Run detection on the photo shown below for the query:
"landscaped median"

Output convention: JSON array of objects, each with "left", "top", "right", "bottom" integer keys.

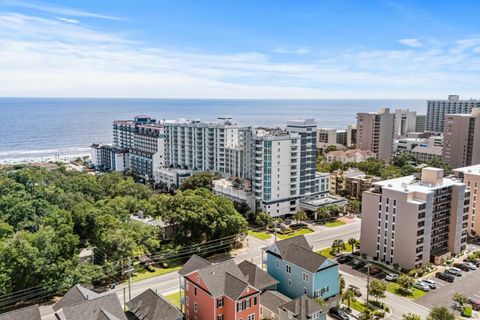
[
  {"left": 247, "top": 230, "right": 271, "bottom": 240},
  {"left": 277, "top": 228, "right": 313, "bottom": 239},
  {"left": 317, "top": 243, "right": 354, "bottom": 259},
  {"left": 323, "top": 220, "right": 346, "bottom": 228},
  {"left": 385, "top": 282, "right": 426, "bottom": 299}
]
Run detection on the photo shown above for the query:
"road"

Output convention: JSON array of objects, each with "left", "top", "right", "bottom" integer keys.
[{"left": 40, "top": 221, "right": 361, "bottom": 319}]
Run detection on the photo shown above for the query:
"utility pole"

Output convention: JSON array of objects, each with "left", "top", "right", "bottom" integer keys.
[
  {"left": 123, "top": 287, "right": 126, "bottom": 310},
  {"left": 127, "top": 257, "right": 132, "bottom": 302},
  {"left": 366, "top": 263, "right": 370, "bottom": 304}
]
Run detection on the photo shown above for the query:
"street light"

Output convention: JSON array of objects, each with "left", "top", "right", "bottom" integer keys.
[{"left": 366, "top": 263, "right": 370, "bottom": 304}]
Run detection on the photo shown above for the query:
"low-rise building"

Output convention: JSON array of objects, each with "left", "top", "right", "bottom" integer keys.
[
  {"left": 454, "top": 165, "right": 480, "bottom": 237},
  {"left": 411, "top": 146, "right": 443, "bottom": 163},
  {"left": 394, "top": 138, "right": 428, "bottom": 153},
  {"left": 264, "top": 236, "right": 339, "bottom": 301},
  {"left": 90, "top": 144, "right": 130, "bottom": 172},
  {"left": 360, "top": 167, "right": 469, "bottom": 270},
  {"left": 154, "top": 167, "right": 193, "bottom": 191},
  {"left": 213, "top": 178, "right": 255, "bottom": 213},
  {"left": 325, "top": 149, "right": 376, "bottom": 163},
  {"left": 329, "top": 168, "right": 379, "bottom": 200},
  {"left": 126, "top": 289, "right": 183, "bottom": 320},
  {"left": 0, "top": 305, "right": 41, "bottom": 320}
]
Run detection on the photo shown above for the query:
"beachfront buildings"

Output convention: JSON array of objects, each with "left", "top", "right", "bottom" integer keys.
[
  {"left": 426, "top": 95, "right": 480, "bottom": 134},
  {"left": 416, "top": 114, "right": 427, "bottom": 132},
  {"left": 393, "top": 109, "right": 417, "bottom": 138},
  {"left": 442, "top": 108, "right": 480, "bottom": 168},
  {"left": 356, "top": 108, "right": 395, "bottom": 161},
  {"left": 360, "top": 167, "right": 469, "bottom": 270},
  {"left": 264, "top": 236, "right": 340, "bottom": 301},
  {"left": 454, "top": 165, "right": 480, "bottom": 237},
  {"left": 90, "top": 144, "right": 130, "bottom": 172}
]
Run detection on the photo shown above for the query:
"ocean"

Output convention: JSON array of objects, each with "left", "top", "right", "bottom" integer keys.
[{"left": 0, "top": 98, "right": 426, "bottom": 162}]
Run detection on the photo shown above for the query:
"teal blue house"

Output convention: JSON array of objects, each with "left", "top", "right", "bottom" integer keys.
[{"left": 265, "top": 236, "right": 340, "bottom": 301}]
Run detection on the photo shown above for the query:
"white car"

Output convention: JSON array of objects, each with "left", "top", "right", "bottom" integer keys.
[
  {"left": 465, "top": 262, "right": 477, "bottom": 270},
  {"left": 420, "top": 279, "right": 436, "bottom": 289},
  {"left": 414, "top": 281, "right": 431, "bottom": 292},
  {"left": 447, "top": 267, "right": 462, "bottom": 276},
  {"left": 385, "top": 273, "right": 399, "bottom": 281}
]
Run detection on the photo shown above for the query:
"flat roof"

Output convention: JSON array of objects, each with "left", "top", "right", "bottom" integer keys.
[
  {"left": 373, "top": 175, "right": 461, "bottom": 193},
  {"left": 454, "top": 164, "right": 480, "bottom": 175}
]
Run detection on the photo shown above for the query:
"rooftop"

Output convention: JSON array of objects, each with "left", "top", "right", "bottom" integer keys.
[
  {"left": 454, "top": 164, "right": 480, "bottom": 176},
  {"left": 411, "top": 145, "right": 443, "bottom": 155}
]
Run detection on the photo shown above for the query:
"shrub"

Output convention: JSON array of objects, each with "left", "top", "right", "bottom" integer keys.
[{"left": 463, "top": 307, "right": 472, "bottom": 318}]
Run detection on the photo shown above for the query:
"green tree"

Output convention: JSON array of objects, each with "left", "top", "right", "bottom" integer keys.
[
  {"left": 397, "top": 274, "right": 414, "bottom": 294},
  {"left": 323, "top": 145, "right": 338, "bottom": 154},
  {"left": 293, "top": 210, "right": 307, "bottom": 224},
  {"left": 342, "top": 288, "right": 356, "bottom": 309},
  {"left": 358, "top": 310, "right": 374, "bottom": 320},
  {"left": 427, "top": 307, "right": 455, "bottom": 320},
  {"left": 347, "top": 199, "right": 361, "bottom": 215},
  {"left": 331, "top": 239, "right": 346, "bottom": 255},
  {"left": 369, "top": 280, "right": 386, "bottom": 302},
  {"left": 178, "top": 172, "right": 221, "bottom": 191},
  {"left": 453, "top": 292, "right": 469, "bottom": 306},
  {"left": 402, "top": 313, "right": 422, "bottom": 320},
  {"left": 255, "top": 212, "right": 273, "bottom": 230}
]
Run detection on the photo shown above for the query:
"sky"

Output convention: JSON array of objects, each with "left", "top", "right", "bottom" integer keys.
[{"left": 0, "top": 0, "right": 479, "bottom": 99}]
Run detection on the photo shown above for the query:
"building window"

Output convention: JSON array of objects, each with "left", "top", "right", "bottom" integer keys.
[
  {"left": 217, "top": 297, "right": 224, "bottom": 308},
  {"left": 248, "top": 314, "right": 255, "bottom": 320},
  {"left": 276, "top": 260, "right": 280, "bottom": 268},
  {"left": 194, "top": 287, "right": 197, "bottom": 296},
  {"left": 194, "top": 302, "right": 198, "bottom": 312},
  {"left": 253, "top": 296, "right": 258, "bottom": 305},
  {"left": 304, "top": 287, "right": 307, "bottom": 294},
  {"left": 218, "top": 315, "right": 224, "bottom": 320},
  {"left": 288, "top": 279, "right": 292, "bottom": 286},
  {"left": 286, "top": 265, "right": 292, "bottom": 274},
  {"left": 186, "top": 296, "right": 189, "bottom": 306},
  {"left": 302, "top": 273, "right": 309, "bottom": 282}
]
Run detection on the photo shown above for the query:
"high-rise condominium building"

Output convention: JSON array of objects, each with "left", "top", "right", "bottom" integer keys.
[
  {"left": 316, "top": 128, "right": 346, "bottom": 147},
  {"left": 426, "top": 95, "right": 480, "bottom": 134},
  {"left": 393, "top": 109, "right": 417, "bottom": 138},
  {"left": 253, "top": 120, "right": 321, "bottom": 216},
  {"left": 360, "top": 167, "right": 469, "bottom": 270},
  {"left": 442, "top": 108, "right": 480, "bottom": 169},
  {"left": 356, "top": 108, "right": 395, "bottom": 161},
  {"left": 454, "top": 165, "right": 480, "bottom": 236},
  {"left": 415, "top": 114, "right": 427, "bottom": 133},
  {"left": 346, "top": 124, "right": 357, "bottom": 147}
]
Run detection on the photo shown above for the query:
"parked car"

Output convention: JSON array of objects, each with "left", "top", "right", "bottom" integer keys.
[
  {"left": 414, "top": 281, "right": 431, "bottom": 292},
  {"left": 420, "top": 279, "right": 436, "bottom": 289},
  {"left": 329, "top": 307, "right": 350, "bottom": 320},
  {"left": 348, "top": 284, "right": 362, "bottom": 297},
  {"left": 352, "top": 260, "right": 366, "bottom": 270},
  {"left": 368, "top": 266, "right": 382, "bottom": 276},
  {"left": 337, "top": 254, "right": 354, "bottom": 264},
  {"left": 446, "top": 267, "right": 462, "bottom": 276},
  {"left": 385, "top": 273, "right": 399, "bottom": 282},
  {"left": 453, "top": 263, "right": 471, "bottom": 272},
  {"left": 464, "top": 262, "right": 477, "bottom": 270},
  {"left": 436, "top": 271, "right": 455, "bottom": 282},
  {"left": 464, "top": 258, "right": 480, "bottom": 267},
  {"left": 468, "top": 298, "right": 480, "bottom": 311}
]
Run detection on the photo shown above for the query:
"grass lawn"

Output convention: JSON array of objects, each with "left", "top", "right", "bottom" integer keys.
[
  {"left": 317, "top": 243, "right": 354, "bottom": 258},
  {"left": 248, "top": 230, "right": 271, "bottom": 240},
  {"left": 385, "top": 282, "right": 426, "bottom": 299},
  {"left": 324, "top": 220, "right": 346, "bottom": 228},
  {"left": 277, "top": 228, "right": 313, "bottom": 240},
  {"left": 165, "top": 291, "right": 182, "bottom": 308},
  {"left": 128, "top": 265, "right": 182, "bottom": 283},
  {"left": 348, "top": 299, "right": 375, "bottom": 313}
]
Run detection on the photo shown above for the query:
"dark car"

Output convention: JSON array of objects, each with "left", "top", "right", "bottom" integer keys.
[
  {"left": 435, "top": 271, "right": 455, "bottom": 283},
  {"left": 337, "top": 254, "right": 354, "bottom": 264},
  {"left": 329, "top": 307, "right": 350, "bottom": 320},
  {"left": 369, "top": 266, "right": 382, "bottom": 276},
  {"left": 352, "top": 260, "right": 366, "bottom": 270},
  {"left": 454, "top": 263, "right": 471, "bottom": 272}
]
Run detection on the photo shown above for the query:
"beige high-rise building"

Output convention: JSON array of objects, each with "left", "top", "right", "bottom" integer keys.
[
  {"left": 356, "top": 108, "right": 395, "bottom": 161},
  {"left": 442, "top": 108, "right": 480, "bottom": 169},
  {"left": 360, "top": 167, "right": 469, "bottom": 270},
  {"left": 454, "top": 165, "right": 480, "bottom": 236}
]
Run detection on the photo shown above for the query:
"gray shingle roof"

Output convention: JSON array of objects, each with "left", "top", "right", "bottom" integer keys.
[
  {"left": 126, "top": 289, "right": 183, "bottom": 320},
  {"left": 268, "top": 236, "right": 331, "bottom": 273},
  {"left": 196, "top": 260, "right": 249, "bottom": 299},
  {"left": 259, "top": 290, "right": 290, "bottom": 313},
  {"left": 0, "top": 304, "right": 41, "bottom": 320},
  {"left": 237, "top": 260, "right": 278, "bottom": 291},
  {"left": 53, "top": 284, "right": 99, "bottom": 311},
  {"left": 58, "top": 293, "right": 127, "bottom": 320},
  {"left": 178, "top": 254, "right": 211, "bottom": 276},
  {"left": 281, "top": 295, "right": 324, "bottom": 320}
]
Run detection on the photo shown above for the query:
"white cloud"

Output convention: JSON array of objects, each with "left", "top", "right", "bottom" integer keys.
[
  {"left": 273, "top": 47, "right": 310, "bottom": 55},
  {"left": 0, "top": 11, "right": 480, "bottom": 98},
  {"left": 3, "top": 0, "right": 124, "bottom": 21},
  {"left": 57, "top": 17, "right": 79, "bottom": 24},
  {"left": 398, "top": 38, "right": 422, "bottom": 48}
]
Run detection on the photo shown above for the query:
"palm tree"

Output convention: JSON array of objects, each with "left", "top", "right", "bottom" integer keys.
[
  {"left": 342, "top": 288, "right": 356, "bottom": 310},
  {"left": 293, "top": 210, "right": 307, "bottom": 224},
  {"left": 347, "top": 238, "right": 358, "bottom": 253}
]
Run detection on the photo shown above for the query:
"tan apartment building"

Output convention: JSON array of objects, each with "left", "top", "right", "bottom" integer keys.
[
  {"left": 330, "top": 168, "right": 379, "bottom": 200},
  {"left": 454, "top": 165, "right": 480, "bottom": 236},
  {"left": 356, "top": 108, "right": 395, "bottom": 161},
  {"left": 360, "top": 167, "right": 469, "bottom": 270},
  {"left": 442, "top": 108, "right": 480, "bottom": 168}
]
